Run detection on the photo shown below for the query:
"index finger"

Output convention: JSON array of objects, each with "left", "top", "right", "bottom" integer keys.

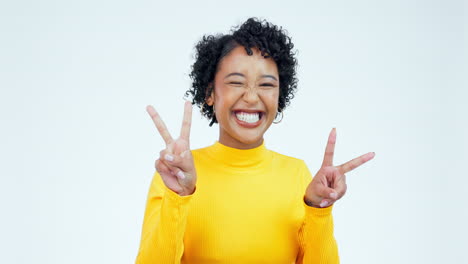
[
  {"left": 321, "top": 128, "right": 337, "bottom": 167},
  {"left": 146, "top": 105, "right": 174, "bottom": 145},
  {"left": 180, "top": 101, "right": 192, "bottom": 140},
  {"left": 338, "top": 152, "right": 375, "bottom": 174}
]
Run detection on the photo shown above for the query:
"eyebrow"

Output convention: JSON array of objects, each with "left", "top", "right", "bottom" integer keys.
[{"left": 224, "top": 72, "right": 278, "bottom": 81}]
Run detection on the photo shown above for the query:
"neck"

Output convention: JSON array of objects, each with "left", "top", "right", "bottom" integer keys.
[{"left": 218, "top": 133, "right": 264, "bottom": 150}]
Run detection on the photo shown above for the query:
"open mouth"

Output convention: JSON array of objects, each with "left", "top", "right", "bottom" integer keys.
[{"left": 233, "top": 111, "right": 264, "bottom": 127}]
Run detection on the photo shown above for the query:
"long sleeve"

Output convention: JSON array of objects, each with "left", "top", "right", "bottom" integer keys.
[
  {"left": 135, "top": 171, "right": 195, "bottom": 264},
  {"left": 297, "top": 162, "right": 340, "bottom": 264}
]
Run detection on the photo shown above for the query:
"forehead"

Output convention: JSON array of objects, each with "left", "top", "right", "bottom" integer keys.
[{"left": 217, "top": 46, "right": 279, "bottom": 77}]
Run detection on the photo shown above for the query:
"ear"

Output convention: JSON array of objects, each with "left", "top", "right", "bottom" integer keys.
[{"left": 205, "top": 83, "right": 215, "bottom": 106}]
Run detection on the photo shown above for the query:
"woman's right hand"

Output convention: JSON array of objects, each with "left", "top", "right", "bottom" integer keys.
[{"left": 146, "top": 101, "right": 197, "bottom": 196}]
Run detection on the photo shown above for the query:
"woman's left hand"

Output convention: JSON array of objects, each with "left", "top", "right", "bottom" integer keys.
[{"left": 304, "top": 128, "right": 375, "bottom": 208}]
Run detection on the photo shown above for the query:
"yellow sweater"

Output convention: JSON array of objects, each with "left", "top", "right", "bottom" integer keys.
[{"left": 136, "top": 141, "right": 339, "bottom": 264}]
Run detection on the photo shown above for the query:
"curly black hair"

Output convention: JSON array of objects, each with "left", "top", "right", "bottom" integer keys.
[{"left": 185, "top": 17, "right": 298, "bottom": 126}]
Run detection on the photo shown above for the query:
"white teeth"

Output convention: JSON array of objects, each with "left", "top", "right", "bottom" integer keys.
[{"left": 235, "top": 112, "right": 260, "bottom": 123}]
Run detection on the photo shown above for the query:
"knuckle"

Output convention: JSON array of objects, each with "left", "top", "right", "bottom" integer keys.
[
  {"left": 342, "top": 164, "right": 350, "bottom": 172},
  {"left": 155, "top": 160, "right": 163, "bottom": 171},
  {"left": 339, "top": 191, "right": 346, "bottom": 199},
  {"left": 169, "top": 158, "right": 180, "bottom": 166},
  {"left": 337, "top": 166, "right": 345, "bottom": 175}
]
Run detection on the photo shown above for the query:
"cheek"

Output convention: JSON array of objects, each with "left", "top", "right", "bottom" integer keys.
[
  {"left": 215, "top": 87, "right": 243, "bottom": 108},
  {"left": 260, "top": 91, "right": 280, "bottom": 113},
  {"left": 214, "top": 94, "right": 232, "bottom": 118}
]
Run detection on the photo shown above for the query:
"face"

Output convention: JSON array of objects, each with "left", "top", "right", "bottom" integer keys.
[{"left": 206, "top": 46, "right": 280, "bottom": 149}]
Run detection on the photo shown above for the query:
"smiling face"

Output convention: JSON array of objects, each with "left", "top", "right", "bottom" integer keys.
[{"left": 206, "top": 45, "right": 280, "bottom": 149}]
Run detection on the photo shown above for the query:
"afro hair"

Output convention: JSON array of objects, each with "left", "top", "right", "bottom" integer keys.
[{"left": 185, "top": 17, "right": 298, "bottom": 126}]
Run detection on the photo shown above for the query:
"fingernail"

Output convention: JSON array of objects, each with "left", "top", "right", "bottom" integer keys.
[
  {"left": 320, "top": 200, "right": 329, "bottom": 207},
  {"left": 177, "top": 171, "right": 185, "bottom": 179},
  {"left": 364, "top": 152, "right": 375, "bottom": 162},
  {"left": 330, "top": 192, "right": 337, "bottom": 199},
  {"left": 165, "top": 154, "right": 174, "bottom": 162}
]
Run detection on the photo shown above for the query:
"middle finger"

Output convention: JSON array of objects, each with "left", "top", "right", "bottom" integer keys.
[{"left": 337, "top": 152, "right": 375, "bottom": 174}]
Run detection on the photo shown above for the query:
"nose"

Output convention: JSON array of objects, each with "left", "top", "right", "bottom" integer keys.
[{"left": 242, "top": 85, "right": 260, "bottom": 105}]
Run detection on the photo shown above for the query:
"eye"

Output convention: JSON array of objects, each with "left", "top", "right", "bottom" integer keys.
[
  {"left": 260, "top": 83, "right": 274, "bottom": 87},
  {"left": 229, "top": 82, "right": 243, "bottom": 85}
]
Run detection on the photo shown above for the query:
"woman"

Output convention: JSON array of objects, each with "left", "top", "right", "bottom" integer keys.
[{"left": 136, "top": 18, "right": 374, "bottom": 263}]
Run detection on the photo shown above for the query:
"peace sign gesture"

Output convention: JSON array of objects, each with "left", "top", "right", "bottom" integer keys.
[
  {"left": 146, "top": 101, "right": 197, "bottom": 196},
  {"left": 304, "top": 128, "right": 375, "bottom": 208}
]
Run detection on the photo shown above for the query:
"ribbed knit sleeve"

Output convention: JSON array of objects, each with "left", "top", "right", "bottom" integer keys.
[
  {"left": 297, "top": 162, "right": 340, "bottom": 264},
  {"left": 135, "top": 172, "right": 194, "bottom": 264}
]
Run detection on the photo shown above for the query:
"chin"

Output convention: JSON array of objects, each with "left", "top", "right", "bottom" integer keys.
[{"left": 234, "top": 131, "right": 264, "bottom": 146}]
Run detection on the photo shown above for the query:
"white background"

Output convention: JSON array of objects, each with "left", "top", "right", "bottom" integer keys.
[{"left": 0, "top": 0, "right": 466, "bottom": 263}]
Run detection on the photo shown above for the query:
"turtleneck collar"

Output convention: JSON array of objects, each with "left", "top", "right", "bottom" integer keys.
[{"left": 206, "top": 140, "right": 272, "bottom": 168}]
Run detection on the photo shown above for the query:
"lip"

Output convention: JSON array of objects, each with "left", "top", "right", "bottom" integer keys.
[
  {"left": 232, "top": 111, "right": 264, "bottom": 128},
  {"left": 232, "top": 108, "right": 265, "bottom": 114}
]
